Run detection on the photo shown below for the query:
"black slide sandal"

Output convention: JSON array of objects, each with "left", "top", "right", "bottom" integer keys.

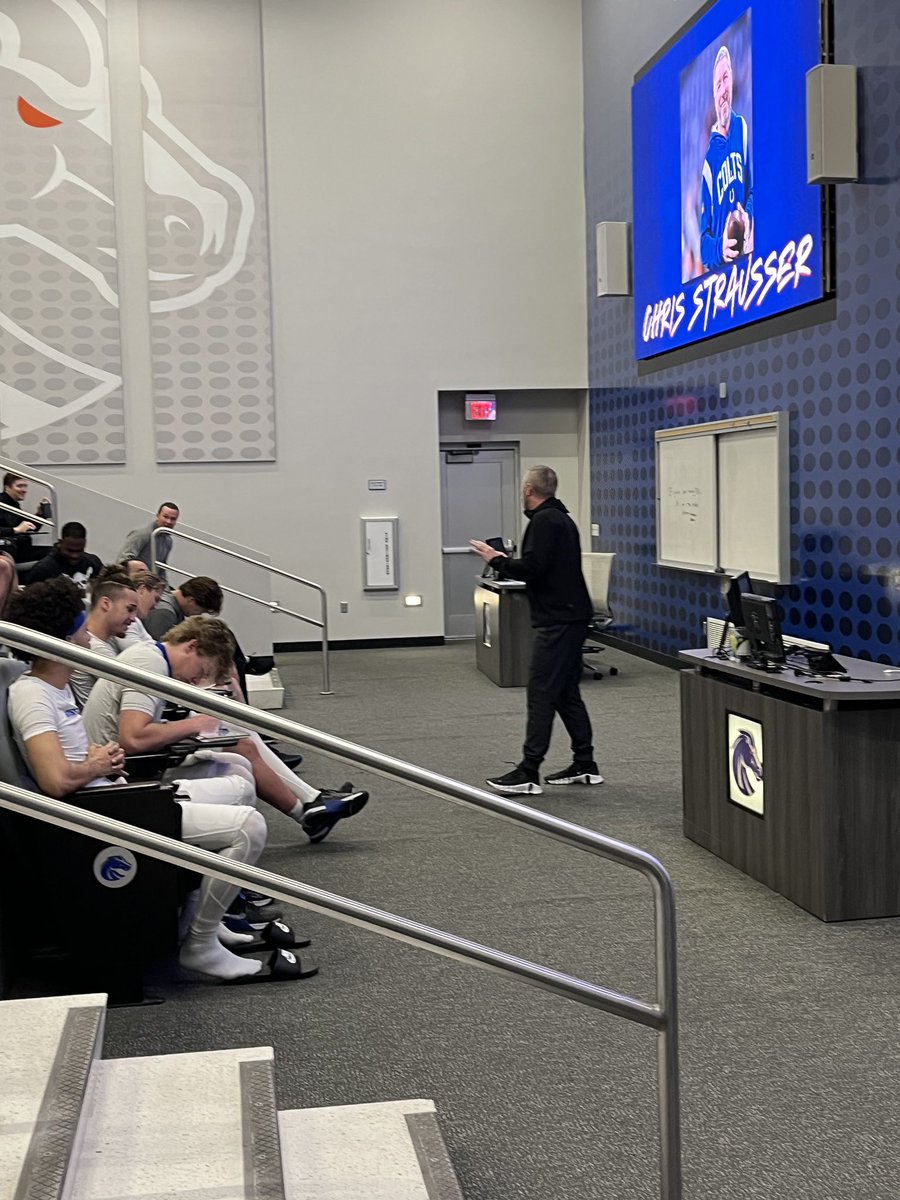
[
  {"left": 234, "top": 919, "right": 312, "bottom": 953},
  {"left": 225, "top": 947, "right": 318, "bottom": 983}
]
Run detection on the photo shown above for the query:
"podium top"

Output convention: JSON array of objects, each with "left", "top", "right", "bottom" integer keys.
[{"left": 679, "top": 648, "right": 900, "bottom": 704}]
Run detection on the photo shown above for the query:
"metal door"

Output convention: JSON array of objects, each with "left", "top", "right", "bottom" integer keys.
[{"left": 440, "top": 446, "right": 518, "bottom": 638}]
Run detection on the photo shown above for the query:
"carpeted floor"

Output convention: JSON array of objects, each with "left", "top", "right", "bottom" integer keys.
[{"left": 102, "top": 643, "right": 900, "bottom": 1200}]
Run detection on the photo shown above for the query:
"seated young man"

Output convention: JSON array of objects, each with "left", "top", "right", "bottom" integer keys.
[
  {"left": 82, "top": 615, "right": 368, "bottom": 842},
  {"left": 70, "top": 572, "right": 140, "bottom": 707},
  {"left": 6, "top": 578, "right": 283, "bottom": 982},
  {"left": 25, "top": 521, "right": 104, "bottom": 587},
  {"left": 143, "top": 575, "right": 221, "bottom": 640},
  {"left": 115, "top": 569, "right": 166, "bottom": 650}
]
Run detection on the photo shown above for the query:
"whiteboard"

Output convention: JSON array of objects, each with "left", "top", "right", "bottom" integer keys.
[
  {"left": 656, "top": 433, "right": 717, "bottom": 572},
  {"left": 718, "top": 427, "right": 785, "bottom": 580},
  {"left": 654, "top": 412, "right": 789, "bottom": 582}
]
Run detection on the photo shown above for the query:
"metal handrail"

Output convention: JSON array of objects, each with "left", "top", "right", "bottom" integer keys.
[
  {"left": 164, "top": 564, "right": 321, "bottom": 627},
  {"left": 0, "top": 461, "right": 59, "bottom": 530},
  {"left": 0, "top": 499, "right": 54, "bottom": 531},
  {"left": 151, "top": 527, "right": 331, "bottom": 695},
  {"left": 0, "top": 623, "right": 681, "bottom": 1200}
]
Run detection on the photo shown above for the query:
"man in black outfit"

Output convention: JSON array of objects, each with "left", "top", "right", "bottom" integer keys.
[
  {"left": 26, "top": 521, "right": 104, "bottom": 586},
  {"left": 470, "top": 465, "right": 603, "bottom": 795}
]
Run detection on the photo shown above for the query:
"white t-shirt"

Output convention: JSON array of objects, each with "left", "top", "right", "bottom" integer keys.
[
  {"left": 70, "top": 631, "right": 118, "bottom": 709},
  {"left": 9, "top": 674, "right": 107, "bottom": 788},
  {"left": 116, "top": 617, "right": 154, "bottom": 652},
  {"left": 83, "top": 640, "right": 169, "bottom": 746}
]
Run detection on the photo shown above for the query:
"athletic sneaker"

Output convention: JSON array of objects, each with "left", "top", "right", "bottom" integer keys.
[
  {"left": 544, "top": 762, "right": 605, "bottom": 786},
  {"left": 242, "top": 890, "right": 277, "bottom": 910},
  {"left": 485, "top": 766, "right": 542, "bottom": 795},
  {"left": 301, "top": 787, "right": 369, "bottom": 844}
]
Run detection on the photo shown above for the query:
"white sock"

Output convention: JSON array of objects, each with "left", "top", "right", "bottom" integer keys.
[
  {"left": 288, "top": 797, "right": 308, "bottom": 824},
  {"left": 217, "top": 921, "right": 255, "bottom": 947},
  {"left": 180, "top": 931, "right": 263, "bottom": 979}
]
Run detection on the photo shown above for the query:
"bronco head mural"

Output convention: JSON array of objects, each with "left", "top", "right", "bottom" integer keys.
[{"left": 0, "top": 0, "right": 273, "bottom": 462}]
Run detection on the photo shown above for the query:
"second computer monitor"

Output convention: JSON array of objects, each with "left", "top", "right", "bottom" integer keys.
[
  {"left": 740, "top": 594, "right": 786, "bottom": 664},
  {"left": 723, "top": 571, "right": 752, "bottom": 630}
]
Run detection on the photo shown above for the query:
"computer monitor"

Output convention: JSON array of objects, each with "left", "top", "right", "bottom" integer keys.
[
  {"left": 740, "top": 594, "right": 786, "bottom": 666},
  {"left": 715, "top": 571, "right": 752, "bottom": 655}
]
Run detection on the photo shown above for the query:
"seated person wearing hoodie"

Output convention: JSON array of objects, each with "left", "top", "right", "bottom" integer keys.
[
  {"left": 26, "top": 522, "right": 104, "bottom": 588},
  {"left": 144, "top": 576, "right": 222, "bottom": 640},
  {"left": 5, "top": 578, "right": 290, "bottom": 982}
]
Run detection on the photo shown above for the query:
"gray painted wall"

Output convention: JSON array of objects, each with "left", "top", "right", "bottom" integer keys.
[{"left": 31, "top": 0, "right": 588, "bottom": 643}]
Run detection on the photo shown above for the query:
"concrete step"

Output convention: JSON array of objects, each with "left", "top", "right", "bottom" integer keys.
[
  {"left": 0, "top": 992, "right": 106, "bottom": 1200},
  {"left": 247, "top": 668, "right": 285, "bottom": 710},
  {"left": 68, "top": 1046, "right": 284, "bottom": 1200},
  {"left": 279, "top": 1098, "right": 464, "bottom": 1200}
]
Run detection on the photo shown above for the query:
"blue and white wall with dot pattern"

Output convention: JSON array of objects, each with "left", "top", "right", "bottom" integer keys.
[
  {"left": 584, "top": 0, "right": 900, "bottom": 663},
  {"left": 0, "top": 0, "right": 274, "bottom": 466}
]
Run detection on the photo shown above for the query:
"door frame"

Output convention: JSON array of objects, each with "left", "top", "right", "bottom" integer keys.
[{"left": 439, "top": 440, "right": 520, "bottom": 639}]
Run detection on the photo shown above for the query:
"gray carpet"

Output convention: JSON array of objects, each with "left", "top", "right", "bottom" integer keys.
[{"left": 102, "top": 644, "right": 900, "bottom": 1200}]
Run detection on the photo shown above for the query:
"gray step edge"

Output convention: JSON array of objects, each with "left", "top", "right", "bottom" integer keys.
[
  {"left": 241, "top": 1058, "right": 287, "bottom": 1200},
  {"left": 405, "top": 1111, "right": 466, "bottom": 1200},
  {"left": 15, "top": 1003, "right": 106, "bottom": 1200}
]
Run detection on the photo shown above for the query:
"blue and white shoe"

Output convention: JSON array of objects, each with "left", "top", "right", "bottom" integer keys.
[{"left": 301, "top": 785, "right": 369, "bottom": 844}]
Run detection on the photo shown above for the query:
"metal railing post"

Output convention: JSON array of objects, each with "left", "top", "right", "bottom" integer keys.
[
  {"left": 319, "top": 584, "right": 331, "bottom": 695},
  {"left": 151, "top": 527, "right": 332, "bottom": 695},
  {"left": 0, "top": 624, "right": 681, "bottom": 1198}
]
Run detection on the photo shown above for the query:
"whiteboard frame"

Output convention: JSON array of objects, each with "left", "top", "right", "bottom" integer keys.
[
  {"left": 655, "top": 426, "right": 718, "bottom": 573},
  {"left": 654, "top": 412, "right": 790, "bottom": 583}
]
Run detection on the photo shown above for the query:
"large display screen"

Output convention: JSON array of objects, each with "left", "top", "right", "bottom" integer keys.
[{"left": 632, "top": 0, "right": 831, "bottom": 361}]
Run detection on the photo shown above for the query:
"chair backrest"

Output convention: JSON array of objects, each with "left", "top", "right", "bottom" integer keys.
[
  {"left": 581, "top": 552, "right": 615, "bottom": 621},
  {"left": 0, "top": 657, "right": 32, "bottom": 787}
]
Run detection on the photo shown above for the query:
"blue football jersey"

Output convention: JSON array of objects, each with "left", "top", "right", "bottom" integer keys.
[{"left": 700, "top": 112, "right": 753, "bottom": 270}]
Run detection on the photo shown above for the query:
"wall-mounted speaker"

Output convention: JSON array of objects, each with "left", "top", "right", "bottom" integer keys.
[
  {"left": 806, "top": 64, "right": 858, "bottom": 184},
  {"left": 595, "top": 221, "right": 631, "bottom": 296}
]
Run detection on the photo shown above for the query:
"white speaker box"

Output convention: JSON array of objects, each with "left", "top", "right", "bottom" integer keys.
[
  {"left": 596, "top": 221, "right": 631, "bottom": 296},
  {"left": 806, "top": 64, "right": 858, "bottom": 183}
]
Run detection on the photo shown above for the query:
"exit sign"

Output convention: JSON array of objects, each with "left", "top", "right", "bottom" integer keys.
[{"left": 465, "top": 393, "right": 497, "bottom": 421}]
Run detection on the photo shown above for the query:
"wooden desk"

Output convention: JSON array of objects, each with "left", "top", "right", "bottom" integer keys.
[
  {"left": 679, "top": 649, "right": 900, "bottom": 921},
  {"left": 474, "top": 578, "right": 533, "bottom": 687}
]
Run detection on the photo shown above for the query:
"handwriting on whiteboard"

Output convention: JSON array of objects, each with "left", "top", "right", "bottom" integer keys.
[{"left": 668, "top": 486, "right": 701, "bottom": 522}]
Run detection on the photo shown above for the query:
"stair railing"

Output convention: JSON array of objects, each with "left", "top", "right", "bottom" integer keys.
[
  {"left": 0, "top": 461, "right": 60, "bottom": 530},
  {"left": 150, "top": 527, "right": 331, "bottom": 695},
  {"left": 0, "top": 623, "right": 682, "bottom": 1200}
]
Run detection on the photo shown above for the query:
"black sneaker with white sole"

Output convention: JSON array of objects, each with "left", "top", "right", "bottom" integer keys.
[
  {"left": 543, "top": 763, "right": 604, "bottom": 786},
  {"left": 486, "top": 766, "right": 543, "bottom": 795},
  {"left": 301, "top": 787, "right": 369, "bottom": 843}
]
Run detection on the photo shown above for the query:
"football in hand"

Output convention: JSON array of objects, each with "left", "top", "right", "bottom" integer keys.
[{"left": 725, "top": 210, "right": 745, "bottom": 256}]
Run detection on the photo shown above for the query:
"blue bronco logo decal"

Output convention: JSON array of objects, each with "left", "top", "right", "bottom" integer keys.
[
  {"left": 731, "top": 729, "right": 763, "bottom": 797},
  {"left": 93, "top": 847, "right": 138, "bottom": 888}
]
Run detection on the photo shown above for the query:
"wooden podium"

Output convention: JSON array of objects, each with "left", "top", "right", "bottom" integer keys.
[
  {"left": 679, "top": 649, "right": 900, "bottom": 921},
  {"left": 474, "top": 578, "right": 534, "bottom": 687}
]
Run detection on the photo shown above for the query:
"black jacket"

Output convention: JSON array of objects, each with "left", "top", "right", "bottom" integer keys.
[
  {"left": 491, "top": 497, "right": 593, "bottom": 627},
  {"left": 0, "top": 495, "right": 35, "bottom": 563},
  {"left": 27, "top": 546, "right": 104, "bottom": 584}
]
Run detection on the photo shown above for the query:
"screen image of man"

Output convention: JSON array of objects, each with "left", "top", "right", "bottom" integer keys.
[
  {"left": 699, "top": 45, "right": 753, "bottom": 271},
  {"left": 469, "top": 465, "right": 603, "bottom": 795}
]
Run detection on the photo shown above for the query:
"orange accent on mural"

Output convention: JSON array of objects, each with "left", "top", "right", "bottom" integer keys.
[{"left": 17, "top": 95, "right": 62, "bottom": 127}]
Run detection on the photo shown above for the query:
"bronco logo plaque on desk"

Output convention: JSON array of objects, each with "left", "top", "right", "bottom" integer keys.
[{"left": 727, "top": 714, "right": 764, "bottom": 816}]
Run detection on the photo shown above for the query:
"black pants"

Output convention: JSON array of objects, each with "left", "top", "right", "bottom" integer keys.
[{"left": 521, "top": 621, "right": 594, "bottom": 770}]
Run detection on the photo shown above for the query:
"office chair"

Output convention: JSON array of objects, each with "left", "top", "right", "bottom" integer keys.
[{"left": 581, "top": 552, "right": 619, "bottom": 680}]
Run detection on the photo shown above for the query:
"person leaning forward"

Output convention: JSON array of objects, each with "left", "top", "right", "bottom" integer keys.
[{"left": 470, "top": 465, "right": 604, "bottom": 795}]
